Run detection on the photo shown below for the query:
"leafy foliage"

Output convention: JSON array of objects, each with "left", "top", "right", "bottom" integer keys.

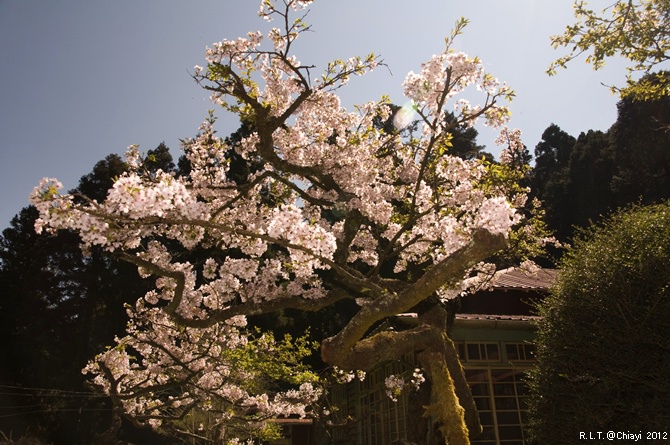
[
  {"left": 550, "top": 0, "right": 670, "bottom": 99},
  {"left": 527, "top": 201, "right": 670, "bottom": 443}
]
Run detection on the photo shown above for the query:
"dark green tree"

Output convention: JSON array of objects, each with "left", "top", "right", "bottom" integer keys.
[
  {"left": 531, "top": 127, "right": 616, "bottom": 244},
  {"left": 144, "top": 142, "right": 176, "bottom": 176},
  {"left": 0, "top": 146, "right": 178, "bottom": 444},
  {"left": 532, "top": 81, "right": 670, "bottom": 248},
  {"left": 0, "top": 206, "right": 98, "bottom": 440},
  {"left": 609, "top": 82, "right": 670, "bottom": 207},
  {"left": 527, "top": 202, "right": 670, "bottom": 444},
  {"left": 530, "top": 124, "right": 576, "bottom": 242},
  {"left": 564, "top": 129, "right": 616, "bottom": 233},
  {"left": 443, "top": 112, "right": 493, "bottom": 162}
]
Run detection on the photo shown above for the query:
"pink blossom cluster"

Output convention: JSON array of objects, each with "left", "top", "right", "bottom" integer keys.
[
  {"left": 83, "top": 299, "right": 320, "bottom": 436},
  {"left": 384, "top": 369, "right": 425, "bottom": 402},
  {"left": 259, "top": 0, "right": 314, "bottom": 21},
  {"left": 496, "top": 126, "right": 525, "bottom": 166},
  {"left": 384, "top": 375, "right": 405, "bottom": 402},
  {"left": 30, "top": 178, "right": 114, "bottom": 248},
  {"left": 267, "top": 204, "right": 337, "bottom": 276},
  {"left": 402, "top": 49, "right": 513, "bottom": 130},
  {"left": 106, "top": 172, "right": 206, "bottom": 220}
]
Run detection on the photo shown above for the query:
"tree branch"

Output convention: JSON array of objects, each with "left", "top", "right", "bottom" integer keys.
[{"left": 321, "top": 228, "right": 507, "bottom": 365}]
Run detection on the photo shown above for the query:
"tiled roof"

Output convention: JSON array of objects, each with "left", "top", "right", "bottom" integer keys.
[
  {"left": 488, "top": 267, "right": 557, "bottom": 291},
  {"left": 455, "top": 313, "right": 541, "bottom": 322},
  {"left": 453, "top": 313, "right": 541, "bottom": 330}
]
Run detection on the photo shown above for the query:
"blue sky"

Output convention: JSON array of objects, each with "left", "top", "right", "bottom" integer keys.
[{"left": 0, "top": 0, "right": 629, "bottom": 230}]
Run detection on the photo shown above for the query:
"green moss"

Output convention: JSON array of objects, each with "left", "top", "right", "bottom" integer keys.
[{"left": 423, "top": 351, "right": 470, "bottom": 445}]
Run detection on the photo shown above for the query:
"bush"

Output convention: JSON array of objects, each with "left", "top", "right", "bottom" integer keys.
[{"left": 527, "top": 202, "right": 670, "bottom": 444}]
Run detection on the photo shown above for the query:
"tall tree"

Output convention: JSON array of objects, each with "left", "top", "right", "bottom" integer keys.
[
  {"left": 565, "top": 129, "right": 616, "bottom": 232},
  {"left": 0, "top": 206, "right": 96, "bottom": 441},
  {"left": 30, "top": 3, "right": 542, "bottom": 444},
  {"left": 443, "top": 112, "right": 493, "bottom": 161},
  {"left": 532, "top": 87, "right": 670, "bottom": 247},
  {"left": 527, "top": 202, "right": 670, "bottom": 444},
  {"left": 530, "top": 124, "right": 577, "bottom": 242},
  {"left": 0, "top": 146, "right": 177, "bottom": 444},
  {"left": 610, "top": 82, "right": 670, "bottom": 205},
  {"left": 531, "top": 127, "right": 617, "bottom": 244},
  {"left": 549, "top": 0, "right": 670, "bottom": 99}
]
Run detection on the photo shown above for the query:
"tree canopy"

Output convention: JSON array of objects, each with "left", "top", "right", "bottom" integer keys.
[
  {"left": 549, "top": 0, "right": 670, "bottom": 99},
  {"left": 527, "top": 201, "right": 670, "bottom": 443},
  {"left": 531, "top": 87, "right": 670, "bottom": 246},
  {"left": 28, "top": 1, "right": 543, "bottom": 444}
]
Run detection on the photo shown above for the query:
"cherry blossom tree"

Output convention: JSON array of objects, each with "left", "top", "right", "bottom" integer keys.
[{"left": 31, "top": 1, "right": 536, "bottom": 444}]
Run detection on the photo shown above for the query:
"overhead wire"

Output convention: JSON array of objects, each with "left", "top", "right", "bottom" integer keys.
[
  {"left": 0, "top": 408, "right": 113, "bottom": 419},
  {"left": 0, "top": 384, "right": 107, "bottom": 397},
  {"left": 0, "top": 384, "right": 111, "bottom": 418}
]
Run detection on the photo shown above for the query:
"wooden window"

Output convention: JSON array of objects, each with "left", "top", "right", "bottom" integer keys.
[
  {"left": 463, "top": 342, "right": 501, "bottom": 362},
  {"left": 504, "top": 343, "right": 535, "bottom": 362},
  {"left": 465, "top": 368, "right": 530, "bottom": 445}
]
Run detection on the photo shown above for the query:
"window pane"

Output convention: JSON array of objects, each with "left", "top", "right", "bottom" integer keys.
[
  {"left": 493, "top": 383, "right": 515, "bottom": 396},
  {"left": 466, "top": 370, "right": 489, "bottom": 383},
  {"left": 486, "top": 343, "right": 500, "bottom": 360},
  {"left": 474, "top": 397, "right": 492, "bottom": 410},
  {"left": 498, "top": 425, "right": 523, "bottom": 439},
  {"left": 496, "top": 410, "right": 520, "bottom": 425},
  {"left": 457, "top": 343, "right": 465, "bottom": 360},
  {"left": 479, "top": 426, "right": 497, "bottom": 440},
  {"left": 506, "top": 344, "right": 520, "bottom": 360},
  {"left": 478, "top": 411, "right": 494, "bottom": 425},
  {"left": 492, "top": 370, "right": 515, "bottom": 382},
  {"left": 470, "top": 383, "right": 489, "bottom": 396},
  {"left": 467, "top": 343, "right": 481, "bottom": 360},
  {"left": 495, "top": 396, "right": 518, "bottom": 410}
]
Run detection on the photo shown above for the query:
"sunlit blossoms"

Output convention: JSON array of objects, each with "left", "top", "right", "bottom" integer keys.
[
  {"left": 496, "top": 126, "right": 525, "bottom": 166},
  {"left": 31, "top": 0, "right": 539, "bottom": 443},
  {"left": 82, "top": 301, "right": 320, "bottom": 441},
  {"left": 383, "top": 369, "right": 426, "bottom": 402}
]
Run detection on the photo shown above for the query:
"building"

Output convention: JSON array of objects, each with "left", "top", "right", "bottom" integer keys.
[
  {"left": 328, "top": 268, "right": 557, "bottom": 445},
  {"left": 268, "top": 419, "right": 314, "bottom": 445}
]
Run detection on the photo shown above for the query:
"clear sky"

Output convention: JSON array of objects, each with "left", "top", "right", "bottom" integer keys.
[{"left": 0, "top": 0, "right": 629, "bottom": 231}]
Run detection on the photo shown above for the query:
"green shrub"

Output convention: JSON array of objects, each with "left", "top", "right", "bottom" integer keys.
[{"left": 527, "top": 202, "right": 670, "bottom": 444}]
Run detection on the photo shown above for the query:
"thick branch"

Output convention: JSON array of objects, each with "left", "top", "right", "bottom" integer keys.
[
  {"left": 321, "top": 229, "right": 507, "bottom": 365},
  {"left": 335, "top": 324, "right": 441, "bottom": 372},
  {"left": 325, "top": 302, "right": 482, "bottom": 442},
  {"left": 440, "top": 330, "right": 482, "bottom": 439},
  {"left": 333, "top": 208, "right": 364, "bottom": 266},
  {"left": 420, "top": 350, "right": 470, "bottom": 445}
]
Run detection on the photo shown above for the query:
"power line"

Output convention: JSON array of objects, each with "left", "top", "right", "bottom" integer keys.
[
  {"left": 0, "top": 384, "right": 107, "bottom": 398},
  {"left": 0, "top": 384, "right": 111, "bottom": 418},
  {"left": 0, "top": 408, "right": 113, "bottom": 419}
]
